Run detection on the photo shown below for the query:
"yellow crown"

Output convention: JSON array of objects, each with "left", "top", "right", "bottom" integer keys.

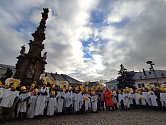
[
  {"left": 0, "top": 81, "right": 2, "bottom": 86},
  {"left": 31, "top": 83, "right": 35, "bottom": 89},
  {"left": 21, "top": 86, "right": 26, "bottom": 91}
]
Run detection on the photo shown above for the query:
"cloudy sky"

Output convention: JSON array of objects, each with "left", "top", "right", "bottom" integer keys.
[{"left": 1, "top": 0, "right": 166, "bottom": 81}]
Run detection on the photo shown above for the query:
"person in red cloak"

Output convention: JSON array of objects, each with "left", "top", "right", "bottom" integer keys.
[{"left": 104, "top": 88, "right": 114, "bottom": 111}]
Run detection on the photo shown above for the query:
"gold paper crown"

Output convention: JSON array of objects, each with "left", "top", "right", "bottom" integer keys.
[
  {"left": 60, "top": 84, "right": 63, "bottom": 89},
  {"left": 80, "top": 85, "right": 85, "bottom": 92},
  {"left": 31, "top": 83, "right": 35, "bottom": 89},
  {"left": 5, "top": 78, "right": 20, "bottom": 89},
  {"left": 43, "top": 80, "right": 47, "bottom": 85},
  {"left": 85, "top": 87, "right": 88, "bottom": 92},
  {"left": 21, "top": 86, "right": 26, "bottom": 91},
  {"left": 52, "top": 80, "right": 58, "bottom": 85},
  {"left": 83, "top": 82, "right": 89, "bottom": 86},
  {"left": 163, "top": 88, "right": 166, "bottom": 92},
  {"left": 35, "top": 88, "right": 39, "bottom": 93},
  {"left": 51, "top": 91, "right": 55, "bottom": 95},
  {"left": 91, "top": 85, "right": 95, "bottom": 91},
  {"left": 118, "top": 90, "right": 122, "bottom": 93},
  {"left": 0, "top": 81, "right": 2, "bottom": 86},
  {"left": 75, "top": 86, "right": 79, "bottom": 91}
]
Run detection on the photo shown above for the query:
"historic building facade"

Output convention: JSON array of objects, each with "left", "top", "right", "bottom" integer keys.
[{"left": 107, "top": 70, "right": 166, "bottom": 89}]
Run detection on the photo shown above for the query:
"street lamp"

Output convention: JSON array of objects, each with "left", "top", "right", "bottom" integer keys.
[{"left": 146, "top": 61, "right": 158, "bottom": 84}]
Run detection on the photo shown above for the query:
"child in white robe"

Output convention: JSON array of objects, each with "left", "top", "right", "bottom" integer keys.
[
  {"left": 27, "top": 89, "right": 38, "bottom": 118},
  {"left": 118, "top": 91, "right": 123, "bottom": 109},
  {"left": 139, "top": 92, "right": 146, "bottom": 108},
  {"left": 0, "top": 85, "right": 19, "bottom": 119},
  {"left": 0, "top": 87, "right": 4, "bottom": 103},
  {"left": 34, "top": 83, "right": 49, "bottom": 117},
  {"left": 82, "top": 92, "right": 91, "bottom": 112},
  {"left": 128, "top": 92, "right": 134, "bottom": 108},
  {"left": 91, "top": 91, "right": 98, "bottom": 112},
  {"left": 56, "top": 89, "right": 66, "bottom": 114},
  {"left": 160, "top": 91, "right": 166, "bottom": 107},
  {"left": 65, "top": 89, "right": 73, "bottom": 114},
  {"left": 123, "top": 91, "right": 130, "bottom": 109},
  {"left": 0, "top": 87, "right": 3, "bottom": 115},
  {"left": 0, "top": 87, "right": 19, "bottom": 108},
  {"left": 135, "top": 91, "right": 141, "bottom": 108},
  {"left": 142, "top": 90, "right": 152, "bottom": 106},
  {"left": 149, "top": 91, "right": 158, "bottom": 107},
  {"left": 47, "top": 85, "right": 58, "bottom": 116},
  {"left": 73, "top": 90, "right": 82, "bottom": 113},
  {"left": 17, "top": 86, "right": 30, "bottom": 119},
  {"left": 112, "top": 90, "right": 118, "bottom": 110}
]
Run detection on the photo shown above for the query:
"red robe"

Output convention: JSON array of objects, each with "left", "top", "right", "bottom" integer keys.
[{"left": 104, "top": 90, "right": 113, "bottom": 107}]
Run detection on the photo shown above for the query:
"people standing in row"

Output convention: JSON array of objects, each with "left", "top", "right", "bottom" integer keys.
[{"left": 1, "top": 77, "right": 166, "bottom": 120}]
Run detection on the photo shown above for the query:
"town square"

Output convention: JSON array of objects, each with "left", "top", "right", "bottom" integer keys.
[{"left": 0, "top": 0, "right": 166, "bottom": 125}]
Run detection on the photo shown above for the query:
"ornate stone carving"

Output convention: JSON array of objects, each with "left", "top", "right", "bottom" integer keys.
[
  {"left": 43, "top": 52, "right": 47, "bottom": 61},
  {"left": 20, "top": 45, "right": 25, "bottom": 56},
  {"left": 26, "top": 64, "right": 35, "bottom": 78}
]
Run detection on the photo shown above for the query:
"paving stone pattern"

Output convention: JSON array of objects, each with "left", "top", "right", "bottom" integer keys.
[{"left": 2, "top": 110, "right": 166, "bottom": 125}]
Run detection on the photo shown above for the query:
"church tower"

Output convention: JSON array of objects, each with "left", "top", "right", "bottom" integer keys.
[{"left": 14, "top": 8, "right": 49, "bottom": 85}]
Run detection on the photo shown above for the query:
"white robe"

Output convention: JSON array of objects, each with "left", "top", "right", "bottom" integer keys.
[
  {"left": 112, "top": 92, "right": 118, "bottom": 104},
  {"left": 135, "top": 93, "right": 141, "bottom": 105},
  {"left": 149, "top": 93, "right": 158, "bottom": 107},
  {"left": 65, "top": 92, "right": 73, "bottom": 108},
  {"left": 27, "top": 95, "right": 37, "bottom": 118},
  {"left": 139, "top": 95, "right": 146, "bottom": 106},
  {"left": 82, "top": 94, "right": 91, "bottom": 111},
  {"left": 91, "top": 95, "right": 98, "bottom": 112},
  {"left": 142, "top": 92, "right": 151, "bottom": 106},
  {"left": 87, "top": 94, "right": 92, "bottom": 110},
  {"left": 34, "top": 87, "right": 49, "bottom": 116},
  {"left": 118, "top": 94, "right": 123, "bottom": 107},
  {"left": 123, "top": 93, "right": 130, "bottom": 108},
  {"left": 0, "top": 90, "right": 19, "bottom": 108},
  {"left": 0, "top": 88, "right": 4, "bottom": 99},
  {"left": 73, "top": 92, "right": 82, "bottom": 112},
  {"left": 17, "top": 92, "right": 30, "bottom": 113},
  {"left": 160, "top": 93, "right": 166, "bottom": 107},
  {"left": 56, "top": 91, "right": 66, "bottom": 113},
  {"left": 0, "top": 88, "right": 4, "bottom": 115},
  {"left": 47, "top": 95, "right": 57, "bottom": 116},
  {"left": 128, "top": 93, "right": 134, "bottom": 105}
]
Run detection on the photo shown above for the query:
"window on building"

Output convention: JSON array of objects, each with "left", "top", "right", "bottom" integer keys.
[{"left": 161, "top": 73, "right": 164, "bottom": 77}]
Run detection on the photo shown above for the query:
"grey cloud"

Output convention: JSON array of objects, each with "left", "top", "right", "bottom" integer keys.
[
  {"left": 1, "top": 0, "right": 166, "bottom": 82},
  {"left": 122, "top": 0, "right": 166, "bottom": 71}
]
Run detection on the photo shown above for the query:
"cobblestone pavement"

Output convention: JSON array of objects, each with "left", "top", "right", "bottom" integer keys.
[{"left": 2, "top": 110, "right": 166, "bottom": 125}]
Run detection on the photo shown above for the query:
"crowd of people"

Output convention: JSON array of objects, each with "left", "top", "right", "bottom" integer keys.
[{"left": 0, "top": 76, "right": 166, "bottom": 120}]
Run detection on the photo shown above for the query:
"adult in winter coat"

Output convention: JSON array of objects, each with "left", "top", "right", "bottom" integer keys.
[{"left": 104, "top": 88, "right": 114, "bottom": 110}]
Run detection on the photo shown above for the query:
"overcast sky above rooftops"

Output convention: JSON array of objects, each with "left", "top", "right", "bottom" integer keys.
[{"left": 1, "top": 0, "right": 166, "bottom": 81}]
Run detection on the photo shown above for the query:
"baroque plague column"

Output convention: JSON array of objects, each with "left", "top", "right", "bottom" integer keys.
[{"left": 14, "top": 8, "right": 49, "bottom": 85}]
